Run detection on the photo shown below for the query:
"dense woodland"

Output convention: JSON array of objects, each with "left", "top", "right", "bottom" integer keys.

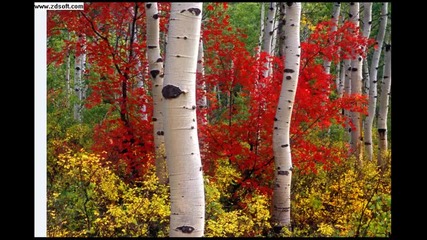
[{"left": 46, "top": 2, "right": 391, "bottom": 237}]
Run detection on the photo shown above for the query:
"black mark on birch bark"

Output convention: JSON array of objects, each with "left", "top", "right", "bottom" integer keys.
[
  {"left": 176, "top": 226, "right": 195, "bottom": 233},
  {"left": 150, "top": 70, "right": 160, "bottom": 79},
  {"left": 162, "top": 85, "right": 184, "bottom": 99},
  {"left": 187, "top": 8, "right": 201, "bottom": 16}
]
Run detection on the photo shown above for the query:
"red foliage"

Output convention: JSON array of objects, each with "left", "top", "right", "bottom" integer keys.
[
  {"left": 200, "top": 5, "right": 372, "bottom": 195},
  {"left": 48, "top": 3, "right": 372, "bottom": 188}
]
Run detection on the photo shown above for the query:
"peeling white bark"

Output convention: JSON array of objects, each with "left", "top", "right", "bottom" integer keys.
[
  {"left": 272, "top": 2, "right": 301, "bottom": 230},
  {"left": 364, "top": 2, "right": 388, "bottom": 161},
  {"left": 162, "top": 3, "right": 204, "bottom": 237}
]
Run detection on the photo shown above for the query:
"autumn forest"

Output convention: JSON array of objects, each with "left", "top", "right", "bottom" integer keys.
[{"left": 44, "top": 2, "right": 391, "bottom": 237}]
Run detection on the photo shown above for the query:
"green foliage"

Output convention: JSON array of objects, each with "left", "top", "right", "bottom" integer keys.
[{"left": 226, "top": 2, "right": 262, "bottom": 54}]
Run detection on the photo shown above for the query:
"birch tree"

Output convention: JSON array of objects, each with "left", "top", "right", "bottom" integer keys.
[
  {"left": 257, "top": 2, "right": 265, "bottom": 57},
  {"left": 65, "top": 32, "right": 71, "bottom": 108},
  {"left": 272, "top": 2, "right": 301, "bottom": 231},
  {"left": 146, "top": 2, "right": 167, "bottom": 184},
  {"left": 361, "top": 2, "right": 372, "bottom": 89},
  {"left": 323, "top": 2, "right": 341, "bottom": 74},
  {"left": 364, "top": 2, "right": 388, "bottom": 161},
  {"left": 262, "top": 2, "right": 277, "bottom": 78},
  {"left": 377, "top": 43, "right": 391, "bottom": 169},
  {"left": 73, "top": 33, "right": 86, "bottom": 122},
  {"left": 197, "top": 38, "right": 207, "bottom": 124},
  {"left": 349, "top": 2, "right": 363, "bottom": 165},
  {"left": 277, "top": 3, "right": 286, "bottom": 57},
  {"left": 162, "top": 3, "right": 204, "bottom": 237}
]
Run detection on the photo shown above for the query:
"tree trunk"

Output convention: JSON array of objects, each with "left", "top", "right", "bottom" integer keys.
[
  {"left": 364, "top": 2, "right": 388, "bottom": 161},
  {"left": 323, "top": 2, "right": 341, "bottom": 74},
  {"left": 349, "top": 2, "right": 363, "bottom": 166},
  {"left": 271, "top": 3, "right": 279, "bottom": 57},
  {"left": 336, "top": 61, "right": 343, "bottom": 96},
  {"left": 197, "top": 38, "right": 207, "bottom": 124},
  {"left": 146, "top": 2, "right": 167, "bottom": 184},
  {"left": 262, "top": 2, "right": 277, "bottom": 78},
  {"left": 362, "top": 3, "right": 372, "bottom": 39},
  {"left": 377, "top": 44, "right": 391, "bottom": 169},
  {"left": 73, "top": 33, "right": 86, "bottom": 122},
  {"left": 65, "top": 32, "right": 71, "bottom": 108},
  {"left": 272, "top": 2, "right": 301, "bottom": 232},
  {"left": 278, "top": 3, "right": 286, "bottom": 57},
  {"left": 257, "top": 2, "right": 265, "bottom": 57},
  {"left": 162, "top": 3, "right": 204, "bottom": 237},
  {"left": 343, "top": 59, "right": 352, "bottom": 138}
]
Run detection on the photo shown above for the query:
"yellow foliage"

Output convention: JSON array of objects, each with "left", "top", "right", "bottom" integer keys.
[
  {"left": 48, "top": 142, "right": 390, "bottom": 237},
  {"left": 291, "top": 158, "right": 391, "bottom": 237},
  {"left": 47, "top": 148, "right": 170, "bottom": 237}
]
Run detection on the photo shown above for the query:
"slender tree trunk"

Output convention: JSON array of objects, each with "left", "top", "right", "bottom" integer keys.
[
  {"left": 362, "top": 58, "right": 370, "bottom": 95},
  {"left": 364, "top": 2, "right": 388, "bottom": 161},
  {"left": 349, "top": 2, "right": 363, "bottom": 165},
  {"left": 73, "top": 33, "right": 86, "bottom": 122},
  {"left": 65, "top": 32, "right": 71, "bottom": 108},
  {"left": 377, "top": 44, "right": 391, "bottom": 169},
  {"left": 257, "top": 2, "right": 265, "bottom": 57},
  {"left": 271, "top": 2, "right": 279, "bottom": 57},
  {"left": 337, "top": 61, "right": 345, "bottom": 97},
  {"left": 262, "top": 2, "right": 277, "bottom": 78},
  {"left": 272, "top": 2, "right": 301, "bottom": 232},
  {"left": 162, "top": 3, "right": 204, "bottom": 237},
  {"left": 343, "top": 59, "right": 352, "bottom": 137},
  {"left": 197, "top": 38, "right": 207, "bottom": 124},
  {"left": 362, "top": 3, "right": 372, "bottom": 40},
  {"left": 146, "top": 2, "right": 167, "bottom": 184},
  {"left": 278, "top": 3, "right": 286, "bottom": 57},
  {"left": 323, "top": 2, "right": 341, "bottom": 74}
]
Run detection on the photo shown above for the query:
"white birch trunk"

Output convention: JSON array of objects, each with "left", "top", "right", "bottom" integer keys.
[
  {"left": 262, "top": 2, "right": 277, "bottom": 78},
  {"left": 271, "top": 2, "right": 279, "bottom": 57},
  {"left": 349, "top": 2, "right": 363, "bottom": 165},
  {"left": 65, "top": 35, "right": 71, "bottom": 108},
  {"left": 364, "top": 2, "right": 388, "bottom": 161},
  {"left": 272, "top": 2, "right": 301, "bottom": 231},
  {"left": 361, "top": 2, "right": 372, "bottom": 94},
  {"left": 377, "top": 44, "right": 391, "bottom": 169},
  {"left": 146, "top": 2, "right": 167, "bottom": 184},
  {"left": 343, "top": 59, "right": 352, "bottom": 137},
  {"left": 362, "top": 3, "right": 372, "bottom": 40},
  {"left": 197, "top": 38, "right": 207, "bottom": 123},
  {"left": 336, "top": 61, "right": 343, "bottom": 96},
  {"left": 73, "top": 34, "right": 86, "bottom": 122},
  {"left": 338, "top": 61, "right": 345, "bottom": 97},
  {"left": 257, "top": 2, "right": 265, "bottom": 57},
  {"left": 278, "top": 3, "right": 287, "bottom": 57},
  {"left": 162, "top": 3, "right": 204, "bottom": 237},
  {"left": 323, "top": 2, "right": 341, "bottom": 74},
  {"left": 362, "top": 58, "right": 370, "bottom": 95}
]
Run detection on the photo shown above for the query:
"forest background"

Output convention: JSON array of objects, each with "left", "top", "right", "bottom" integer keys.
[{"left": 35, "top": 2, "right": 393, "bottom": 237}]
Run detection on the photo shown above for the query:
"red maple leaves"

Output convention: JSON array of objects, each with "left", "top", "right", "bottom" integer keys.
[{"left": 48, "top": 3, "right": 372, "bottom": 190}]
